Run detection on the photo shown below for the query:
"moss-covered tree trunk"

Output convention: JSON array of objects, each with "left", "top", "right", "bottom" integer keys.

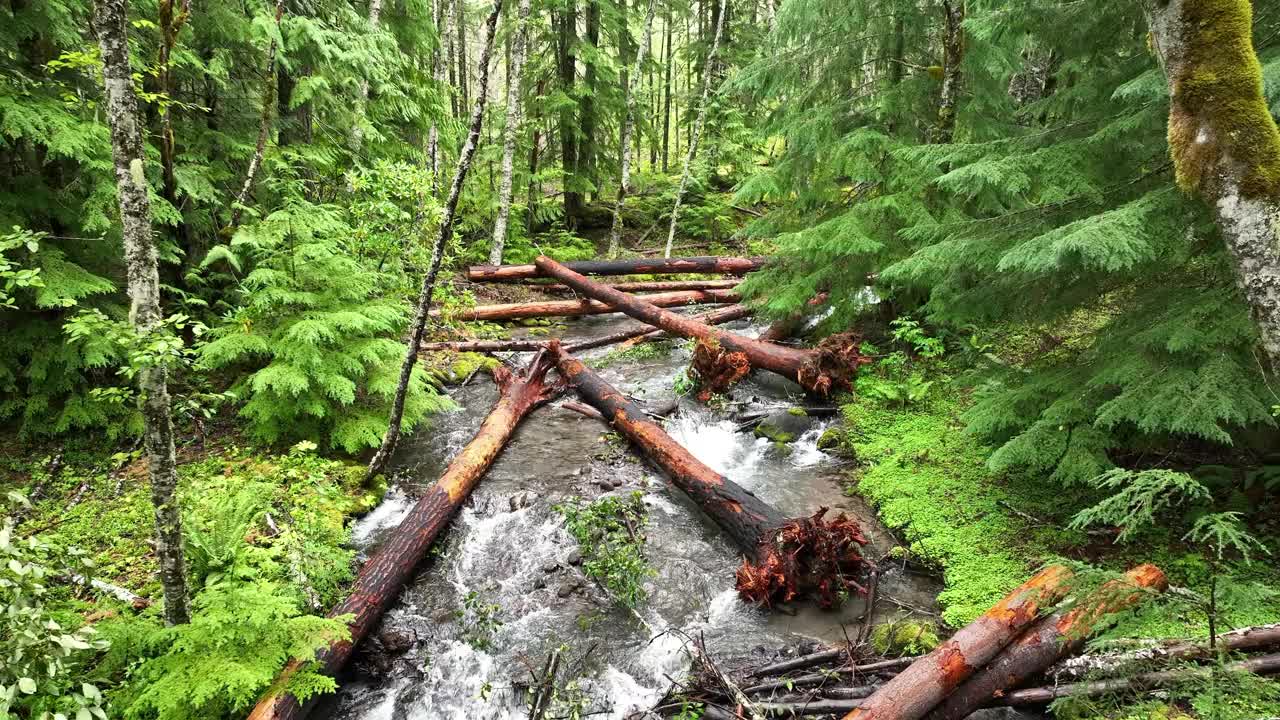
[
  {"left": 1148, "top": 0, "right": 1280, "bottom": 370},
  {"left": 489, "top": 0, "right": 533, "bottom": 265},
  {"left": 930, "top": 0, "right": 964, "bottom": 144},
  {"left": 93, "top": 0, "right": 191, "bottom": 626},
  {"left": 607, "top": 0, "right": 658, "bottom": 257},
  {"left": 230, "top": 0, "right": 285, "bottom": 229}
]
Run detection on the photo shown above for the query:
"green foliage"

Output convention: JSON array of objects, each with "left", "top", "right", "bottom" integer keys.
[
  {"left": 555, "top": 492, "right": 654, "bottom": 609},
  {"left": 856, "top": 320, "right": 945, "bottom": 408},
  {"left": 870, "top": 619, "right": 941, "bottom": 657},
  {"left": 0, "top": 494, "right": 110, "bottom": 720},
  {"left": 456, "top": 590, "right": 503, "bottom": 651}
]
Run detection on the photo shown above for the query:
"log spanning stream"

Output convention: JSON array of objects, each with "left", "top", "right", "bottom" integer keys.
[{"left": 320, "top": 313, "right": 942, "bottom": 720}]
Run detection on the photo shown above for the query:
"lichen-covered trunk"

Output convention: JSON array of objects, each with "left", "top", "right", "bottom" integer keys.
[
  {"left": 840, "top": 565, "right": 1075, "bottom": 720},
  {"left": 455, "top": 0, "right": 470, "bottom": 110},
  {"left": 248, "top": 352, "right": 558, "bottom": 720},
  {"left": 664, "top": 0, "right": 725, "bottom": 258},
  {"left": 432, "top": 288, "right": 740, "bottom": 321},
  {"left": 1148, "top": 0, "right": 1280, "bottom": 370},
  {"left": 489, "top": 0, "right": 533, "bottom": 265},
  {"left": 157, "top": 0, "right": 191, "bottom": 248},
  {"left": 930, "top": 0, "right": 964, "bottom": 144},
  {"left": 930, "top": 564, "right": 1167, "bottom": 720},
  {"left": 230, "top": 0, "right": 285, "bottom": 229},
  {"left": 467, "top": 254, "right": 767, "bottom": 281},
  {"left": 93, "top": 0, "right": 191, "bottom": 627},
  {"left": 535, "top": 256, "right": 863, "bottom": 395},
  {"left": 366, "top": 0, "right": 504, "bottom": 483},
  {"left": 607, "top": 0, "right": 659, "bottom": 258}
]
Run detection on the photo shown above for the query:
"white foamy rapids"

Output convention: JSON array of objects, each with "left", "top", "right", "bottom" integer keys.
[
  {"left": 663, "top": 410, "right": 765, "bottom": 481},
  {"left": 350, "top": 487, "right": 414, "bottom": 549},
  {"left": 789, "top": 422, "right": 834, "bottom": 468},
  {"left": 449, "top": 505, "right": 567, "bottom": 610},
  {"left": 402, "top": 640, "right": 521, "bottom": 720}
]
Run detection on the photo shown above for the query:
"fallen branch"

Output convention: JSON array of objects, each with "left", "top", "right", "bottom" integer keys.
[
  {"left": 749, "top": 652, "right": 913, "bottom": 680},
  {"left": 549, "top": 341, "right": 870, "bottom": 607},
  {"left": 931, "top": 564, "right": 1167, "bottom": 720},
  {"left": 433, "top": 288, "right": 740, "bottom": 322},
  {"left": 467, "top": 255, "right": 767, "bottom": 282},
  {"left": 542, "top": 279, "right": 741, "bottom": 294},
  {"left": 247, "top": 352, "right": 559, "bottom": 720},
  {"left": 1051, "top": 622, "right": 1280, "bottom": 682},
  {"left": 839, "top": 565, "right": 1075, "bottom": 720},
  {"left": 66, "top": 573, "right": 151, "bottom": 610},
  {"left": 536, "top": 256, "right": 868, "bottom": 396}
]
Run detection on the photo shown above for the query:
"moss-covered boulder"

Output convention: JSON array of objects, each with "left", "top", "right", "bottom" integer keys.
[
  {"left": 754, "top": 409, "right": 813, "bottom": 444},
  {"left": 871, "top": 619, "right": 942, "bottom": 657}
]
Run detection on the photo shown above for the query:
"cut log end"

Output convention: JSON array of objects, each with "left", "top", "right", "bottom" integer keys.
[
  {"left": 691, "top": 338, "right": 752, "bottom": 400},
  {"left": 797, "top": 332, "right": 872, "bottom": 397},
  {"left": 736, "top": 508, "right": 872, "bottom": 609}
]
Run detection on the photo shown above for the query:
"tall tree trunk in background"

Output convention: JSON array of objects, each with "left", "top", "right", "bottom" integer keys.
[
  {"left": 366, "top": 0, "right": 504, "bottom": 483},
  {"left": 1148, "top": 0, "right": 1280, "bottom": 371},
  {"left": 456, "top": 0, "right": 470, "bottom": 112},
  {"left": 351, "top": 0, "right": 384, "bottom": 150},
  {"left": 230, "top": 0, "right": 285, "bottom": 229},
  {"left": 156, "top": 0, "right": 191, "bottom": 253},
  {"left": 578, "top": 0, "right": 601, "bottom": 202},
  {"left": 662, "top": 12, "right": 672, "bottom": 171},
  {"left": 445, "top": 0, "right": 459, "bottom": 118},
  {"left": 93, "top": 0, "right": 191, "bottom": 626},
  {"left": 557, "top": 0, "right": 582, "bottom": 227},
  {"left": 489, "top": 0, "right": 533, "bottom": 265},
  {"left": 528, "top": 77, "right": 546, "bottom": 229},
  {"left": 607, "top": 0, "right": 658, "bottom": 257},
  {"left": 931, "top": 0, "right": 964, "bottom": 144},
  {"left": 647, "top": 21, "right": 657, "bottom": 168},
  {"left": 428, "top": 0, "right": 445, "bottom": 191},
  {"left": 664, "top": 0, "right": 724, "bottom": 257}
]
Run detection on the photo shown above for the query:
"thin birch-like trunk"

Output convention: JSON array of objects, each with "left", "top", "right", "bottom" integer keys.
[
  {"left": 664, "top": 0, "right": 725, "bottom": 258},
  {"left": 92, "top": 0, "right": 191, "bottom": 626},
  {"left": 351, "top": 0, "right": 384, "bottom": 149},
  {"left": 489, "top": 0, "right": 533, "bottom": 265},
  {"left": 366, "top": 0, "right": 505, "bottom": 483},
  {"left": 230, "top": 0, "right": 285, "bottom": 229},
  {"left": 428, "top": 0, "right": 445, "bottom": 190},
  {"left": 607, "top": 0, "right": 658, "bottom": 257},
  {"left": 1148, "top": 0, "right": 1280, "bottom": 370}
]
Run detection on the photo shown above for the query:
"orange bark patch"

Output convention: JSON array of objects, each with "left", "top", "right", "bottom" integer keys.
[
  {"left": 691, "top": 338, "right": 752, "bottom": 400},
  {"left": 937, "top": 643, "right": 973, "bottom": 692},
  {"left": 735, "top": 507, "right": 870, "bottom": 608}
]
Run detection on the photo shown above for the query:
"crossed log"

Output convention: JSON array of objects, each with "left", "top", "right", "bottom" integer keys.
[{"left": 434, "top": 288, "right": 740, "bottom": 322}]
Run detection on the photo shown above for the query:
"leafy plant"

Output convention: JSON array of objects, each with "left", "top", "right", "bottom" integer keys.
[
  {"left": 456, "top": 590, "right": 503, "bottom": 651},
  {"left": 555, "top": 492, "right": 655, "bottom": 609}
]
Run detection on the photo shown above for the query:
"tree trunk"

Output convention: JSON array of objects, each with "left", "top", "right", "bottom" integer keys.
[
  {"left": 549, "top": 342, "right": 870, "bottom": 607},
  {"left": 351, "top": 0, "right": 384, "bottom": 149},
  {"left": 445, "top": 0, "right": 458, "bottom": 117},
  {"left": 542, "top": 278, "right": 740, "bottom": 293},
  {"left": 662, "top": 11, "right": 672, "bottom": 171},
  {"left": 421, "top": 304, "right": 752, "bottom": 353},
  {"left": 156, "top": 0, "right": 191, "bottom": 251},
  {"left": 1052, "top": 622, "right": 1280, "bottom": 681},
  {"left": 664, "top": 0, "right": 725, "bottom": 257},
  {"left": 930, "top": 0, "right": 964, "bottom": 144},
  {"left": 249, "top": 352, "right": 559, "bottom": 720},
  {"left": 456, "top": 0, "right": 470, "bottom": 111},
  {"left": 1147, "top": 0, "right": 1280, "bottom": 370},
  {"left": 428, "top": 0, "right": 445, "bottom": 190},
  {"left": 467, "top": 254, "right": 767, "bottom": 281},
  {"left": 607, "top": 0, "right": 659, "bottom": 257},
  {"left": 434, "top": 288, "right": 740, "bottom": 321},
  {"left": 489, "top": 0, "right": 533, "bottom": 265},
  {"left": 838, "top": 565, "right": 1075, "bottom": 720},
  {"left": 93, "top": 0, "right": 191, "bottom": 627},
  {"left": 578, "top": 0, "right": 601, "bottom": 201},
  {"left": 527, "top": 77, "right": 546, "bottom": 229},
  {"left": 366, "top": 0, "right": 504, "bottom": 483},
  {"left": 230, "top": 0, "right": 286, "bottom": 229},
  {"left": 557, "top": 0, "right": 582, "bottom": 227},
  {"left": 930, "top": 564, "right": 1167, "bottom": 720},
  {"left": 535, "top": 256, "right": 864, "bottom": 395}
]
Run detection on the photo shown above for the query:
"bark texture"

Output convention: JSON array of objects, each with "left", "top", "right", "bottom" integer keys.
[
  {"left": 1148, "top": 0, "right": 1280, "bottom": 369},
  {"left": 248, "top": 352, "right": 559, "bottom": 720},
  {"left": 366, "top": 0, "right": 504, "bottom": 483},
  {"left": 467, "top": 254, "right": 767, "bottom": 281},
  {"left": 840, "top": 565, "right": 1075, "bottom": 720},
  {"left": 489, "top": 0, "right": 533, "bottom": 265},
  {"left": 535, "top": 256, "right": 865, "bottom": 395},
  {"left": 93, "top": 0, "right": 191, "bottom": 626},
  {"left": 557, "top": 0, "right": 582, "bottom": 226},
  {"left": 230, "top": 0, "right": 286, "bottom": 229},
  {"left": 930, "top": 0, "right": 964, "bottom": 144},
  {"left": 550, "top": 342, "right": 869, "bottom": 606},
  {"left": 664, "top": 0, "right": 725, "bottom": 257},
  {"left": 931, "top": 564, "right": 1167, "bottom": 720},
  {"left": 607, "top": 0, "right": 659, "bottom": 257},
  {"left": 433, "top": 288, "right": 740, "bottom": 321}
]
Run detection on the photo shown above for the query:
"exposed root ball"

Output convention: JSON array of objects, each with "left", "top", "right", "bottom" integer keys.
[
  {"left": 736, "top": 507, "right": 871, "bottom": 608},
  {"left": 796, "top": 332, "right": 871, "bottom": 396},
  {"left": 690, "top": 338, "right": 752, "bottom": 401}
]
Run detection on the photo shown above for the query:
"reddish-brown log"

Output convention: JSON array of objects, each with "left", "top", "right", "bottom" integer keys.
[
  {"left": 549, "top": 342, "right": 869, "bottom": 607},
  {"left": 535, "top": 256, "right": 867, "bottom": 395},
  {"left": 931, "top": 564, "right": 1168, "bottom": 720},
  {"left": 247, "top": 352, "right": 559, "bottom": 720},
  {"left": 840, "top": 565, "right": 1075, "bottom": 720},
  {"left": 467, "top": 255, "right": 767, "bottom": 281},
  {"left": 542, "top": 279, "right": 741, "bottom": 293},
  {"left": 418, "top": 304, "right": 753, "bottom": 354},
  {"left": 432, "top": 288, "right": 740, "bottom": 322}
]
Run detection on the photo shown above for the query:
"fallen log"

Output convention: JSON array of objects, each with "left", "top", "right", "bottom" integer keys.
[
  {"left": 542, "top": 279, "right": 741, "bottom": 293},
  {"left": 549, "top": 341, "right": 870, "bottom": 607},
  {"left": 1052, "top": 621, "right": 1280, "bottom": 681},
  {"left": 748, "top": 651, "right": 912, "bottom": 679},
  {"left": 433, "top": 289, "right": 740, "bottom": 322},
  {"left": 931, "top": 564, "right": 1167, "bottom": 720},
  {"left": 467, "top": 255, "right": 766, "bottom": 282},
  {"left": 741, "top": 658, "right": 916, "bottom": 696},
  {"left": 247, "top": 352, "right": 559, "bottom": 720},
  {"left": 536, "top": 256, "right": 867, "bottom": 396},
  {"left": 419, "top": 304, "right": 753, "bottom": 354},
  {"left": 839, "top": 564, "right": 1075, "bottom": 720}
]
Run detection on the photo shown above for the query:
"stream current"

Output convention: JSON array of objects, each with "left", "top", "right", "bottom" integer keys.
[{"left": 321, "top": 313, "right": 942, "bottom": 720}]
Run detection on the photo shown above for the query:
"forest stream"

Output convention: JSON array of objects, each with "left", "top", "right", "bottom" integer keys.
[{"left": 318, "top": 312, "right": 942, "bottom": 720}]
